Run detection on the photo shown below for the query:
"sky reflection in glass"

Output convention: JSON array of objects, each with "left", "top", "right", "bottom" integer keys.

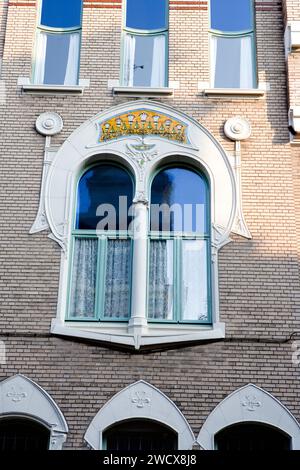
[
  {"left": 126, "top": 0, "right": 167, "bottom": 30},
  {"left": 211, "top": 0, "right": 252, "bottom": 32},
  {"left": 76, "top": 164, "right": 133, "bottom": 231},
  {"left": 151, "top": 167, "right": 208, "bottom": 233},
  {"left": 41, "top": 0, "right": 82, "bottom": 29}
]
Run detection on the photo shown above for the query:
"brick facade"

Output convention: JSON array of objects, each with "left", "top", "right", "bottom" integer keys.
[{"left": 0, "top": 0, "right": 299, "bottom": 449}]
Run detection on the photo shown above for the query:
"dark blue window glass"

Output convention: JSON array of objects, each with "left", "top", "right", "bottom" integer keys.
[
  {"left": 76, "top": 164, "right": 133, "bottom": 230},
  {"left": 211, "top": 0, "right": 253, "bottom": 32},
  {"left": 41, "top": 0, "right": 82, "bottom": 29},
  {"left": 126, "top": 0, "right": 167, "bottom": 31},
  {"left": 151, "top": 167, "right": 208, "bottom": 233}
]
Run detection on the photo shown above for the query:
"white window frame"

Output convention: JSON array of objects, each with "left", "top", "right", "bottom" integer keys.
[
  {"left": 121, "top": 0, "right": 169, "bottom": 87},
  {"left": 209, "top": 0, "right": 257, "bottom": 89},
  {"left": 33, "top": 0, "right": 82, "bottom": 85}
]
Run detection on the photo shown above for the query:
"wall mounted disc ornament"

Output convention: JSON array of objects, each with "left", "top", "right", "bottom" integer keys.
[
  {"left": 224, "top": 117, "right": 251, "bottom": 141},
  {"left": 35, "top": 112, "right": 64, "bottom": 136}
]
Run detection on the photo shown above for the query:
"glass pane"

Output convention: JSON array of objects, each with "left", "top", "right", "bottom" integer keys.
[
  {"left": 69, "top": 238, "right": 98, "bottom": 318},
  {"left": 148, "top": 240, "right": 173, "bottom": 320},
  {"left": 76, "top": 164, "right": 133, "bottom": 230},
  {"left": 212, "top": 36, "right": 253, "bottom": 88},
  {"left": 151, "top": 167, "right": 207, "bottom": 232},
  {"left": 123, "top": 35, "right": 166, "bottom": 87},
  {"left": 41, "top": 32, "right": 79, "bottom": 85},
  {"left": 126, "top": 0, "right": 167, "bottom": 30},
  {"left": 41, "top": 0, "right": 82, "bottom": 29},
  {"left": 182, "top": 240, "right": 208, "bottom": 321},
  {"left": 211, "top": 0, "right": 253, "bottom": 32},
  {"left": 103, "top": 239, "right": 131, "bottom": 319}
]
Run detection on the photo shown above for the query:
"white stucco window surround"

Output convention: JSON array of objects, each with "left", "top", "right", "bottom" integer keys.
[
  {"left": 84, "top": 380, "right": 195, "bottom": 450},
  {"left": 0, "top": 374, "right": 68, "bottom": 450},
  {"left": 197, "top": 383, "right": 300, "bottom": 450},
  {"left": 30, "top": 100, "right": 251, "bottom": 350}
]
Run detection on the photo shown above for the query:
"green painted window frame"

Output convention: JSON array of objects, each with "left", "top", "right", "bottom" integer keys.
[
  {"left": 32, "top": 0, "right": 83, "bottom": 85},
  {"left": 209, "top": 0, "right": 257, "bottom": 89},
  {"left": 147, "top": 165, "right": 212, "bottom": 325},
  {"left": 120, "top": 0, "right": 169, "bottom": 87},
  {"left": 66, "top": 162, "right": 135, "bottom": 323}
]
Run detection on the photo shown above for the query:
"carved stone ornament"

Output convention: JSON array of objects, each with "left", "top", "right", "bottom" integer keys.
[
  {"left": 241, "top": 394, "right": 262, "bottom": 411},
  {"left": 35, "top": 112, "right": 64, "bottom": 136},
  {"left": 131, "top": 390, "right": 151, "bottom": 408},
  {"left": 224, "top": 116, "right": 252, "bottom": 141},
  {"left": 6, "top": 385, "right": 27, "bottom": 403},
  {"left": 125, "top": 139, "right": 158, "bottom": 168}
]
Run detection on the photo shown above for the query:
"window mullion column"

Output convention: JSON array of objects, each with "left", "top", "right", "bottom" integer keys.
[{"left": 128, "top": 198, "right": 149, "bottom": 337}]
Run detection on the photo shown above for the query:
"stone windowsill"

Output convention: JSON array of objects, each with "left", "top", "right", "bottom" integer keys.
[
  {"left": 18, "top": 77, "right": 90, "bottom": 95},
  {"left": 202, "top": 88, "right": 266, "bottom": 98},
  {"left": 113, "top": 86, "right": 174, "bottom": 98},
  {"left": 51, "top": 318, "right": 225, "bottom": 351}
]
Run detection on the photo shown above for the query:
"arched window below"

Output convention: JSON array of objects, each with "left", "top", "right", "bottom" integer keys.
[
  {"left": 68, "top": 162, "right": 134, "bottom": 321},
  {"left": 215, "top": 422, "right": 291, "bottom": 451},
  {"left": 103, "top": 419, "right": 178, "bottom": 451},
  {"left": 0, "top": 418, "right": 50, "bottom": 451},
  {"left": 149, "top": 165, "right": 211, "bottom": 323}
]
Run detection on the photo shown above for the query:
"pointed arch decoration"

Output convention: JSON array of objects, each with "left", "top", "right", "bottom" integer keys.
[
  {"left": 84, "top": 380, "right": 195, "bottom": 450},
  {"left": 0, "top": 374, "right": 68, "bottom": 449},
  {"left": 197, "top": 383, "right": 300, "bottom": 450}
]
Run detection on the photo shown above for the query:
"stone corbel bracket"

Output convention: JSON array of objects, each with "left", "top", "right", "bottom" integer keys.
[
  {"left": 224, "top": 116, "right": 252, "bottom": 239},
  {"left": 288, "top": 106, "right": 300, "bottom": 144},
  {"left": 285, "top": 21, "right": 300, "bottom": 57},
  {"left": 30, "top": 112, "right": 64, "bottom": 245}
]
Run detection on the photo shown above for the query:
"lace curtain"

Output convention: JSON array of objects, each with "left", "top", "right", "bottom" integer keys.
[
  {"left": 69, "top": 238, "right": 98, "bottom": 318},
  {"left": 148, "top": 240, "right": 173, "bottom": 320},
  {"left": 182, "top": 240, "right": 208, "bottom": 321},
  {"left": 70, "top": 238, "right": 131, "bottom": 319},
  {"left": 104, "top": 239, "right": 131, "bottom": 319}
]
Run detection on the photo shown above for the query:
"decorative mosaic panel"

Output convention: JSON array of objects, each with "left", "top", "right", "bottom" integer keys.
[{"left": 99, "top": 110, "right": 188, "bottom": 144}]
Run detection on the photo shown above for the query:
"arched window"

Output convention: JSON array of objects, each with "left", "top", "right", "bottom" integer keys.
[
  {"left": 215, "top": 422, "right": 291, "bottom": 451},
  {"left": 103, "top": 419, "right": 177, "bottom": 451},
  {"left": 149, "top": 165, "right": 211, "bottom": 323},
  {"left": 0, "top": 418, "right": 50, "bottom": 451},
  {"left": 34, "top": 0, "right": 83, "bottom": 85},
  {"left": 210, "top": 0, "right": 256, "bottom": 89},
  {"left": 68, "top": 162, "right": 134, "bottom": 321}
]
